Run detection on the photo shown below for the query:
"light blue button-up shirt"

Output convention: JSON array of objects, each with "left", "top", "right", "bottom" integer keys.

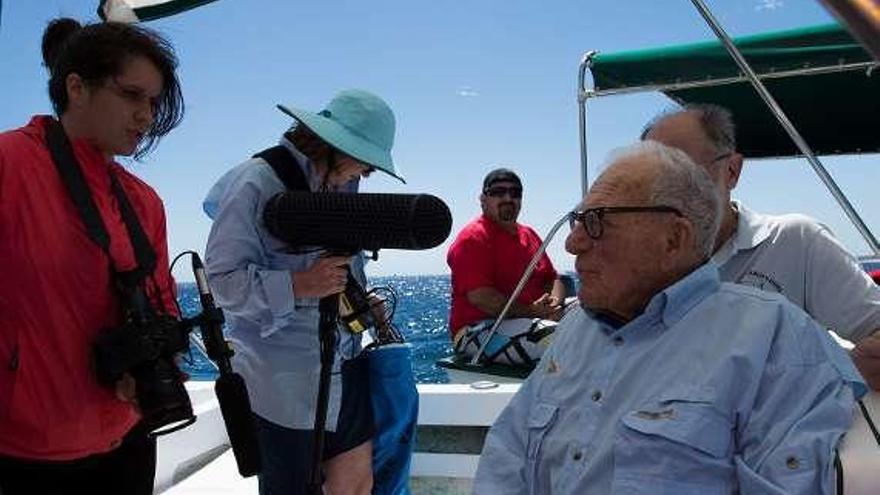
[
  {"left": 474, "top": 263, "right": 865, "bottom": 495},
  {"left": 203, "top": 138, "right": 365, "bottom": 430}
]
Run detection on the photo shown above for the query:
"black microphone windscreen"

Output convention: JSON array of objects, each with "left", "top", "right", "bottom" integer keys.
[
  {"left": 215, "top": 373, "right": 261, "bottom": 477},
  {"left": 262, "top": 192, "right": 452, "bottom": 251}
]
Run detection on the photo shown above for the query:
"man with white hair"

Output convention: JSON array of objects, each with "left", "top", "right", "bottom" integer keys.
[
  {"left": 474, "top": 141, "right": 864, "bottom": 494},
  {"left": 642, "top": 104, "right": 880, "bottom": 390}
]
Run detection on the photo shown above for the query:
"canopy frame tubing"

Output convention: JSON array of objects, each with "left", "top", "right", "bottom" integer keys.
[{"left": 576, "top": 0, "right": 880, "bottom": 255}]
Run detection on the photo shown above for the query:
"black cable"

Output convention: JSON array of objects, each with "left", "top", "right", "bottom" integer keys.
[
  {"left": 365, "top": 285, "right": 404, "bottom": 344},
  {"left": 834, "top": 449, "right": 844, "bottom": 495},
  {"left": 168, "top": 250, "right": 201, "bottom": 367},
  {"left": 169, "top": 250, "right": 198, "bottom": 317},
  {"left": 857, "top": 399, "right": 880, "bottom": 448},
  {"left": 368, "top": 287, "right": 396, "bottom": 316}
]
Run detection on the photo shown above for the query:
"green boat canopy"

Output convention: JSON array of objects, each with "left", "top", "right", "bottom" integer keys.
[{"left": 589, "top": 24, "right": 879, "bottom": 158}]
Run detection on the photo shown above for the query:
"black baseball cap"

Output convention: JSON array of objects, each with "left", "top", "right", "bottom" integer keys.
[{"left": 482, "top": 168, "right": 522, "bottom": 191}]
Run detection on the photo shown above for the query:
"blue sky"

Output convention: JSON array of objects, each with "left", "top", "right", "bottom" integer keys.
[{"left": 2, "top": 0, "right": 877, "bottom": 281}]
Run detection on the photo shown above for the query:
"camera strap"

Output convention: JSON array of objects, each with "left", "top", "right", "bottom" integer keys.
[
  {"left": 44, "top": 118, "right": 157, "bottom": 286},
  {"left": 253, "top": 145, "right": 310, "bottom": 192}
]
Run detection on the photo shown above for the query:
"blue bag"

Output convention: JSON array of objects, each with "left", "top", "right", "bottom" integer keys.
[{"left": 367, "top": 344, "right": 418, "bottom": 495}]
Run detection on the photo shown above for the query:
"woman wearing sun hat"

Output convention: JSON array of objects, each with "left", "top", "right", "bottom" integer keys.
[{"left": 203, "top": 89, "right": 403, "bottom": 495}]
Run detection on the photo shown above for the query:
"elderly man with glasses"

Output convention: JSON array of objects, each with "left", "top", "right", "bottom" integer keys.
[
  {"left": 446, "top": 168, "right": 566, "bottom": 366},
  {"left": 642, "top": 104, "right": 880, "bottom": 391},
  {"left": 474, "top": 141, "right": 864, "bottom": 495}
]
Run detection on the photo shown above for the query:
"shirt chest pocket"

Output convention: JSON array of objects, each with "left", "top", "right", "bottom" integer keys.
[
  {"left": 527, "top": 402, "right": 559, "bottom": 460},
  {"left": 526, "top": 402, "right": 559, "bottom": 495},
  {"left": 611, "top": 395, "right": 734, "bottom": 495}
]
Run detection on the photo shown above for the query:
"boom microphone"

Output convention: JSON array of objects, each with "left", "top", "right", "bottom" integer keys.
[
  {"left": 192, "top": 254, "right": 261, "bottom": 477},
  {"left": 262, "top": 192, "right": 453, "bottom": 251}
]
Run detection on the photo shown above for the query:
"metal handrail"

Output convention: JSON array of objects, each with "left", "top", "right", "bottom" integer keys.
[{"left": 578, "top": 51, "right": 597, "bottom": 197}]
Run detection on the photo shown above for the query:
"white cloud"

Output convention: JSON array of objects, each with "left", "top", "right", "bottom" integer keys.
[
  {"left": 456, "top": 86, "right": 480, "bottom": 97},
  {"left": 755, "top": 0, "right": 784, "bottom": 11}
]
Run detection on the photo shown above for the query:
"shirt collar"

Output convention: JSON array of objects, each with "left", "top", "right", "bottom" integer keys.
[
  {"left": 479, "top": 214, "right": 520, "bottom": 236},
  {"left": 279, "top": 135, "right": 319, "bottom": 191},
  {"left": 712, "top": 200, "right": 774, "bottom": 266},
  {"left": 583, "top": 308, "right": 628, "bottom": 331},
  {"left": 643, "top": 262, "right": 721, "bottom": 329},
  {"left": 587, "top": 262, "right": 720, "bottom": 334},
  {"left": 278, "top": 135, "right": 359, "bottom": 193}
]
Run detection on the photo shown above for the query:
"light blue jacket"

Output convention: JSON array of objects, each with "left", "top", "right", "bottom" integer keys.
[
  {"left": 474, "top": 263, "right": 865, "bottom": 495},
  {"left": 203, "top": 138, "right": 365, "bottom": 430}
]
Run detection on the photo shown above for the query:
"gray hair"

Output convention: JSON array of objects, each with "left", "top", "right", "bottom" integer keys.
[
  {"left": 610, "top": 141, "right": 722, "bottom": 259},
  {"left": 641, "top": 103, "right": 737, "bottom": 153}
]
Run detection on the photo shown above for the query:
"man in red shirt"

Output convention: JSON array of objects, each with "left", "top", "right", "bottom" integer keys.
[{"left": 447, "top": 168, "right": 565, "bottom": 365}]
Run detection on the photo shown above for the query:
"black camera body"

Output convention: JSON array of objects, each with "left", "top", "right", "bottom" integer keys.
[{"left": 93, "top": 285, "right": 195, "bottom": 436}]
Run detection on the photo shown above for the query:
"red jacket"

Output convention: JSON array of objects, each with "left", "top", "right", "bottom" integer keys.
[{"left": 0, "top": 116, "right": 178, "bottom": 460}]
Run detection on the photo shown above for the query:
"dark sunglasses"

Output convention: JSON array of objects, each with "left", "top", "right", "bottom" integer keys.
[
  {"left": 484, "top": 186, "right": 523, "bottom": 199},
  {"left": 568, "top": 205, "right": 683, "bottom": 240}
]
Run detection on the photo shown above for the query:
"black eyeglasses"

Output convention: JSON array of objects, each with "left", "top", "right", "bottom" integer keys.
[
  {"left": 710, "top": 152, "right": 732, "bottom": 164},
  {"left": 484, "top": 186, "right": 523, "bottom": 199},
  {"left": 569, "top": 206, "right": 684, "bottom": 240}
]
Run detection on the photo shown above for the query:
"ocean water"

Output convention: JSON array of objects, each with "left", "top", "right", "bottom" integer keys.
[{"left": 177, "top": 275, "right": 455, "bottom": 383}]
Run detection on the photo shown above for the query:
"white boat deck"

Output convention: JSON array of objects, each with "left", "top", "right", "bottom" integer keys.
[
  {"left": 164, "top": 450, "right": 256, "bottom": 494},
  {"left": 158, "top": 382, "right": 519, "bottom": 494}
]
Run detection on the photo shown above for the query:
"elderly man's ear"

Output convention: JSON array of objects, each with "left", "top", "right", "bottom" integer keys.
[
  {"left": 661, "top": 217, "right": 697, "bottom": 267},
  {"left": 725, "top": 153, "right": 744, "bottom": 190}
]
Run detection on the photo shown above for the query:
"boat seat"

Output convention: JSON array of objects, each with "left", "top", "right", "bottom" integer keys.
[{"left": 436, "top": 354, "right": 534, "bottom": 381}]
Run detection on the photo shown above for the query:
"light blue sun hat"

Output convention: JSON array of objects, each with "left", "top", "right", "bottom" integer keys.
[{"left": 277, "top": 89, "right": 404, "bottom": 183}]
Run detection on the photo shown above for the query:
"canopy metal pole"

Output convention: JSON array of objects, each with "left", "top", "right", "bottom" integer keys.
[
  {"left": 578, "top": 51, "right": 597, "bottom": 197},
  {"left": 689, "top": 0, "right": 880, "bottom": 255},
  {"left": 587, "top": 61, "right": 877, "bottom": 98}
]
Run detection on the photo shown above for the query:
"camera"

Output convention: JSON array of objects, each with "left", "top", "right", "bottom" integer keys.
[{"left": 93, "top": 284, "right": 195, "bottom": 436}]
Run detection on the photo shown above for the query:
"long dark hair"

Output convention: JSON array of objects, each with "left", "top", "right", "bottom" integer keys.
[{"left": 41, "top": 18, "right": 184, "bottom": 158}]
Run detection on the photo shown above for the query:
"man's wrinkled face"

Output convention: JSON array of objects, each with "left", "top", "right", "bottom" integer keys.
[
  {"left": 480, "top": 180, "right": 522, "bottom": 226},
  {"left": 565, "top": 159, "right": 673, "bottom": 319}
]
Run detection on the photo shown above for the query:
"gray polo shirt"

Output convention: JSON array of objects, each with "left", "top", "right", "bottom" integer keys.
[{"left": 712, "top": 201, "right": 880, "bottom": 342}]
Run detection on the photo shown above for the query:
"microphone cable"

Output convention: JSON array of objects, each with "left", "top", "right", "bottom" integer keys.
[
  {"left": 366, "top": 284, "right": 405, "bottom": 345},
  {"left": 169, "top": 250, "right": 202, "bottom": 368}
]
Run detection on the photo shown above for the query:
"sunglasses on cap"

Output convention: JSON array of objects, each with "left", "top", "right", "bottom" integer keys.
[{"left": 484, "top": 186, "right": 523, "bottom": 199}]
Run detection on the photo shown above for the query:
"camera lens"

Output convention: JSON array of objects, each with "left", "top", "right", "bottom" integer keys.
[{"left": 134, "top": 358, "right": 195, "bottom": 436}]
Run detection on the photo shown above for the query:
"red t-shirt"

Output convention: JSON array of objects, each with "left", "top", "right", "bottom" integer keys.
[
  {"left": 0, "top": 116, "right": 178, "bottom": 460},
  {"left": 446, "top": 215, "right": 558, "bottom": 335}
]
